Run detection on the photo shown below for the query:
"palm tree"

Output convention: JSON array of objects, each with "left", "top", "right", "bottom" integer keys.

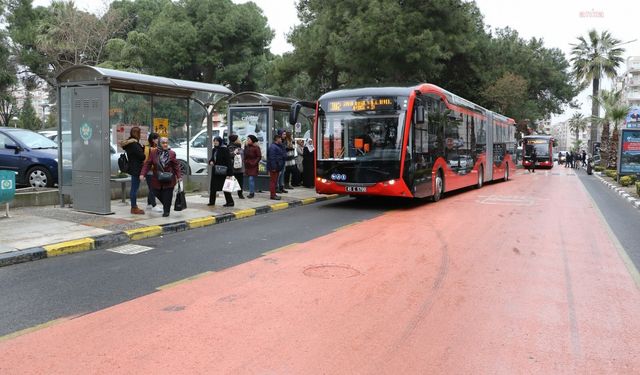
[
  {"left": 593, "top": 89, "right": 628, "bottom": 167},
  {"left": 570, "top": 30, "right": 625, "bottom": 151},
  {"left": 568, "top": 113, "right": 588, "bottom": 151}
]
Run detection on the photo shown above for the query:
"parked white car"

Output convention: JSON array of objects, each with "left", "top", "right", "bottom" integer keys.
[{"left": 172, "top": 128, "right": 227, "bottom": 175}]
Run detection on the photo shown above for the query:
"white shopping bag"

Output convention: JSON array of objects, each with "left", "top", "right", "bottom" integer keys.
[{"left": 222, "top": 177, "right": 235, "bottom": 193}]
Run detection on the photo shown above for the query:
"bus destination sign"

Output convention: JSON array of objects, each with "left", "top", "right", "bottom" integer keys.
[{"left": 327, "top": 97, "right": 395, "bottom": 112}]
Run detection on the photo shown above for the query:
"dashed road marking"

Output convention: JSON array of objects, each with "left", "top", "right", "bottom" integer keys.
[{"left": 107, "top": 244, "right": 154, "bottom": 255}]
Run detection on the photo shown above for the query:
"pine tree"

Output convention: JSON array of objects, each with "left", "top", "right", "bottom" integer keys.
[{"left": 19, "top": 94, "right": 41, "bottom": 131}]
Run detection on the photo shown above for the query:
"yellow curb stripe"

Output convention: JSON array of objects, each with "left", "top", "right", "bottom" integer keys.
[
  {"left": 125, "top": 226, "right": 163, "bottom": 241},
  {"left": 233, "top": 208, "right": 256, "bottom": 219},
  {"left": 156, "top": 271, "right": 214, "bottom": 291},
  {"left": 0, "top": 316, "right": 72, "bottom": 342},
  {"left": 262, "top": 242, "right": 300, "bottom": 256},
  {"left": 270, "top": 202, "right": 289, "bottom": 211},
  {"left": 301, "top": 197, "right": 317, "bottom": 205},
  {"left": 187, "top": 216, "right": 216, "bottom": 229},
  {"left": 44, "top": 238, "right": 95, "bottom": 257}
]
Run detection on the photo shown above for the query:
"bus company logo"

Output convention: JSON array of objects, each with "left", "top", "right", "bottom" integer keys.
[
  {"left": 579, "top": 9, "right": 604, "bottom": 18},
  {"left": 331, "top": 173, "right": 347, "bottom": 181}
]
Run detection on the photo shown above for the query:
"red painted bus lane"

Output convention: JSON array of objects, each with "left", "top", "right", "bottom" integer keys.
[{"left": 1, "top": 170, "right": 639, "bottom": 374}]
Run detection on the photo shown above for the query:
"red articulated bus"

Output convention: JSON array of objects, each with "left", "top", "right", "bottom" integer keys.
[
  {"left": 522, "top": 135, "right": 554, "bottom": 169},
  {"left": 290, "top": 84, "right": 517, "bottom": 201}
]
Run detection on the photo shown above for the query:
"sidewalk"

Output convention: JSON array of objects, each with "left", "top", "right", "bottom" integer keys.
[{"left": 0, "top": 187, "right": 338, "bottom": 267}]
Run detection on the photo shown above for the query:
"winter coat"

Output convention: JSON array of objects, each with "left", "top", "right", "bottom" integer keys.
[
  {"left": 295, "top": 143, "right": 304, "bottom": 172},
  {"left": 228, "top": 142, "right": 245, "bottom": 174},
  {"left": 284, "top": 140, "right": 296, "bottom": 167},
  {"left": 267, "top": 142, "right": 286, "bottom": 172},
  {"left": 140, "top": 148, "right": 182, "bottom": 190},
  {"left": 121, "top": 138, "right": 145, "bottom": 176},
  {"left": 209, "top": 146, "right": 233, "bottom": 192},
  {"left": 244, "top": 143, "right": 262, "bottom": 176}
]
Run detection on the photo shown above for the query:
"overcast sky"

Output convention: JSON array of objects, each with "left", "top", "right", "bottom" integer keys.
[{"left": 33, "top": 0, "right": 640, "bottom": 121}]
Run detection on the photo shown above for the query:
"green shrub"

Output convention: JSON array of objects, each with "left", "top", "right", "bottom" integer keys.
[
  {"left": 594, "top": 165, "right": 605, "bottom": 172},
  {"left": 619, "top": 175, "right": 636, "bottom": 186},
  {"left": 605, "top": 169, "right": 617, "bottom": 179}
]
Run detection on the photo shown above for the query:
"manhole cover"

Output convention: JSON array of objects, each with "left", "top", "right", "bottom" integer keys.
[{"left": 303, "top": 264, "right": 361, "bottom": 279}]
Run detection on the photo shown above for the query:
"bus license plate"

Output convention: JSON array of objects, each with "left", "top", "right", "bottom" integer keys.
[{"left": 345, "top": 186, "right": 367, "bottom": 193}]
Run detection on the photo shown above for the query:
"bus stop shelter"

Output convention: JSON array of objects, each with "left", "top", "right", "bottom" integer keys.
[
  {"left": 227, "top": 92, "right": 314, "bottom": 191},
  {"left": 56, "top": 65, "right": 233, "bottom": 214}
]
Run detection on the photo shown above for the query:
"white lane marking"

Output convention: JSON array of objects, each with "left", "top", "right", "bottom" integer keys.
[
  {"left": 107, "top": 244, "right": 154, "bottom": 255},
  {"left": 477, "top": 195, "right": 548, "bottom": 206}
]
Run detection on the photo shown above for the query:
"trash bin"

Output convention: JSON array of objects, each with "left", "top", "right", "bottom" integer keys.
[{"left": 0, "top": 170, "right": 17, "bottom": 204}]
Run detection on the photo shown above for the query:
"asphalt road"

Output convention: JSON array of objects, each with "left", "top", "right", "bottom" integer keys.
[
  {"left": 0, "top": 197, "right": 405, "bottom": 337},
  {"left": 577, "top": 168, "right": 640, "bottom": 268}
]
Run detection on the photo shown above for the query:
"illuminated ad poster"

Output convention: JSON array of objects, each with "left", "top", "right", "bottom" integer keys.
[
  {"left": 112, "top": 124, "right": 149, "bottom": 152},
  {"left": 625, "top": 106, "right": 640, "bottom": 129},
  {"left": 230, "top": 109, "right": 269, "bottom": 174},
  {"left": 620, "top": 129, "right": 640, "bottom": 174}
]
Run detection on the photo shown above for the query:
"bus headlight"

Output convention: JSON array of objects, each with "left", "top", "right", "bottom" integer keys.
[
  {"left": 320, "top": 178, "right": 327, "bottom": 184},
  {"left": 389, "top": 179, "right": 396, "bottom": 185}
]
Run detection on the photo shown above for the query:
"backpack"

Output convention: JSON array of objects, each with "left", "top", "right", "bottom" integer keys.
[
  {"left": 118, "top": 153, "right": 130, "bottom": 174},
  {"left": 233, "top": 152, "right": 242, "bottom": 169}
]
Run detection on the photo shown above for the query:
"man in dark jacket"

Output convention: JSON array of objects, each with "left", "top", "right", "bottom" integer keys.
[
  {"left": 120, "top": 126, "right": 146, "bottom": 214},
  {"left": 267, "top": 134, "right": 285, "bottom": 200}
]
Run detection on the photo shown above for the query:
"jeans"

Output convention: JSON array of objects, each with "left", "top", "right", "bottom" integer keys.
[
  {"left": 278, "top": 165, "right": 285, "bottom": 190},
  {"left": 248, "top": 175, "right": 255, "bottom": 194},
  {"left": 130, "top": 175, "right": 141, "bottom": 208},
  {"left": 145, "top": 175, "right": 157, "bottom": 206}
]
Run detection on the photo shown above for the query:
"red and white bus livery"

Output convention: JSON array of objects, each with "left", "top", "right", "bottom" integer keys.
[
  {"left": 522, "top": 135, "right": 554, "bottom": 169},
  {"left": 291, "top": 84, "right": 517, "bottom": 200}
]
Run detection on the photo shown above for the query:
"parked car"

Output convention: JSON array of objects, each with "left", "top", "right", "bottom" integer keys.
[
  {"left": 0, "top": 128, "right": 58, "bottom": 188},
  {"left": 172, "top": 128, "right": 228, "bottom": 175},
  {"left": 38, "top": 130, "right": 58, "bottom": 140},
  {"left": 52, "top": 132, "right": 120, "bottom": 176}
]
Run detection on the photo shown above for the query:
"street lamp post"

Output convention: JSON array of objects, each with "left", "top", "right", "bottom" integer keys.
[{"left": 11, "top": 116, "right": 18, "bottom": 128}]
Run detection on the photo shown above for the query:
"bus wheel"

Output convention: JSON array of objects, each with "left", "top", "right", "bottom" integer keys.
[
  {"left": 431, "top": 171, "right": 443, "bottom": 202},
  {"left": 504, "top": 164, "right": 509, "bottom": 181},
  {"left": 476, "top": 166, "right": 484, "bottom": 189}
]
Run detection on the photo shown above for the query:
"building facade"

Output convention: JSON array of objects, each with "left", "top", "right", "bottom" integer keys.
[{"left": 621, "top": 56, "right": 640, "bottom": 108}]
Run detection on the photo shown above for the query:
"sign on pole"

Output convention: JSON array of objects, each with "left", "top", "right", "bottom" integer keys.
[{"left": 153, "top": 118, "right": 169, "bottom": 138}]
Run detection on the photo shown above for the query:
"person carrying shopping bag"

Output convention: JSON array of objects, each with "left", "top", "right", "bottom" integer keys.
[
  {"left": 227, "top": 134, "right": 245, "bottom": 199},
  {"left": 208, "top": 136, "right": 235, "bottom": 207},
  {"left": 139, "top": 137, "right": 182, "bottom": 217}
]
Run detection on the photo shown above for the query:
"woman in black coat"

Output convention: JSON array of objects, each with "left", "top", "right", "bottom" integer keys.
[
  {"left": 302, "top": 138, "right": 315, "bottom": 188},
  {"left": 208, "top": 136, "right": 234, "bottom": 207}
]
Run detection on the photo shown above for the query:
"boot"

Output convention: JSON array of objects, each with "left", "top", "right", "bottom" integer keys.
[
  {"left": 238, "top": 191, "right": 245, "bottom": 199},
  {"left": 131, "top": 207, "right": 145, "bottom": 215}
]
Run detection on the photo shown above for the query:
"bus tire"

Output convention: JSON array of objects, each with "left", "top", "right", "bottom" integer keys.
[
  {"left": 476, "top": 165, "right": 484, "bottom": 189},
  {"left": 504, "top": 164, "right": 509, "bottom": 181},
  {"left": 431, "top": 171, "right": 444, "bottom": 202}
]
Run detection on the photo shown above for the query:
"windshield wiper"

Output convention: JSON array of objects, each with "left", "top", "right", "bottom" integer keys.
[{"left": 32, "top": 146, "right": 57, "bottom": 149}]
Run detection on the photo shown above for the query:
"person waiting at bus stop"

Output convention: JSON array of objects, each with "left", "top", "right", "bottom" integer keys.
[
  {"left": 208, "top": 136, "right": 235, "bottom": 207},
  {"left": 139, "top": 137, "right": 182, "bottom": 217},
  {"left": 120, "top": 126, "right": 146, "bottom": 215},
  {"left": 268, "top": 134, "right": 285, "bottom": 200}
]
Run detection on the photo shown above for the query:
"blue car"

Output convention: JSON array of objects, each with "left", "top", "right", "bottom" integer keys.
[{"left": 0, "top": 128, "right": 59, "bottom": 188}]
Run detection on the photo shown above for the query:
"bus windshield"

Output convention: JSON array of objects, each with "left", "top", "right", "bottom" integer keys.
[
  {"left": 318, "top": 111, "right": 405, "bottom": 161},
  {"left": 524, "top": 141, "right": 550, "bottom": 157}
]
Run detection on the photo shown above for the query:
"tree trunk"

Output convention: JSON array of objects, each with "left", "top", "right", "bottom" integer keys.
[
  {"left": 609, "top": 123, "right": 619, "bottom": 169},
  {"left": 590, "top": 78, "right": 600, "bottom": 153},
  {"left": 600, "top": 121, "right": 610, "bottom": 167}
]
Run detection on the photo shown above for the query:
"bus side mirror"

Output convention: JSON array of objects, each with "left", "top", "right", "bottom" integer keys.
[
  {"left": 415, "top": 105, "right": 425, "bottom": 124},
  {"left": 289, "top": 103, "right": 302, "bottom": 125}
]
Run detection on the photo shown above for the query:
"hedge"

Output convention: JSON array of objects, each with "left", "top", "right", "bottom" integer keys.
[{"left": 619, "top": 175, "right": 637, "bottom": 187}]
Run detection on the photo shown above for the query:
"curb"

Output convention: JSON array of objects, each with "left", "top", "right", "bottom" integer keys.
[
  {"left": 593, "top": 172, "right": 640, "bottom": 210},
  {"left": 0, "top": 194, "right": 341, "bottom": 268}
]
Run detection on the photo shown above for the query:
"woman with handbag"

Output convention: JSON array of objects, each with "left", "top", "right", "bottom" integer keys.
[
  {"left": 139, "top": 137, "right": 182, "bottom": 217},
  {"left": 227, "top": 134, "right": 245, "bottom": 199},
  {"left": 208, "top": 136, "right": 234, "bottom": 207}
]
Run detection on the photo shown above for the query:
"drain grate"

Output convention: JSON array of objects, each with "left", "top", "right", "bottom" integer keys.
[
  {"left": 303, "top": 264, "right": 361, "bottom": 279},
  {"left": 107, "top": 244, "right": 153, "bottom": 255}
]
